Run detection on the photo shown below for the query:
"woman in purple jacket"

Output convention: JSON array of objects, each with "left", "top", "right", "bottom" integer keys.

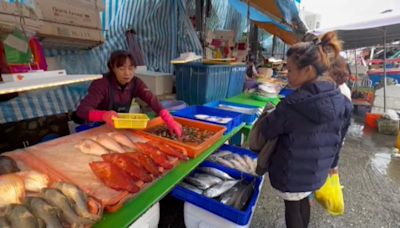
[
  {"left": 258, "top": 32, "right": 352, "bottom": 228},
  {"left": 76, "top": 50, "right": 182, "bottom": 136}
]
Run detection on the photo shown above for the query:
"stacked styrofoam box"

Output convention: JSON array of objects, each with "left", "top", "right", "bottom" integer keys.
[
  {"left": 135, "top": 70, "right": 174, "bottom": 96},
  {"left": 129, "top": 202, "right": 160, "bottom": 228}
]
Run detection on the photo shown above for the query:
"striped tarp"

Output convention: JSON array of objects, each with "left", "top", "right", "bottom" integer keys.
[
  {"left": 0, "top": 0, "right": 202, "bottom": 123},
  {"left": 184, "top": 0, "right": 247, "bottom": 41},
  {"left": 52, "top": 0, "right": 202, "bottom": 74},
  {"left": 0, "top": 84, "right": 90, "bottom": 123}
]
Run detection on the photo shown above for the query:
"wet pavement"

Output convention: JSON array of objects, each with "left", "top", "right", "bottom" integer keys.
[{"left": 251, "top": 120, "right": 400, "bottom": 228}]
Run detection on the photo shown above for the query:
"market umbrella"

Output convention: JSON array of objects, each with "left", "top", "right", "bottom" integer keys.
[
  {"left": 228, "top": 0, "right": 303, "bottom": 44},
  {"left": 313, "top": 14, "right": 400, "bottom": 112}
]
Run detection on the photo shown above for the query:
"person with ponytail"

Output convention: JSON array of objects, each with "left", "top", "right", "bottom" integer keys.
[
  {"left": 76, "top": 50, "right": 182, "bottom": 137},
  {"left": 329, "top": 56, "right": 352, "bottom": 101},
  {"left": 254, "top": 32, "right": 352, "bottom": 228}
]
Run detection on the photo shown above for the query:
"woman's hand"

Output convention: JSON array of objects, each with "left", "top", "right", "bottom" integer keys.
[
  {"left": 160, "top": 109, "right": 182, "bottom": 137},
  {"left": 88, "top": 110, "right": 118, "bottom": 128},
  {"left": 102, "top": 111, "right": 118, "bottom": 127},
  {"left": 329, "top": 167, "right": 339, "bottom": 175}
]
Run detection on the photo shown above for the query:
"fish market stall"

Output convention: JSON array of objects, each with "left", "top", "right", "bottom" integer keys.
[
  {"left": 223, "top": 93, "right": 281, "bottom": 146},
  {"left": 0, "top": 114, "right": 245, "bottom": 227}
]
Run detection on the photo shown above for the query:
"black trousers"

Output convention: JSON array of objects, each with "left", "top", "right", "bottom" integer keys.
[{"left": 284, "top": 197, "right": 310, "bottom": 228}]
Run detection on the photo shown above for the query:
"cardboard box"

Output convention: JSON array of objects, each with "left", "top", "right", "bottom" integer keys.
[
  {"left": 38, "top": 21, "right": 104, "bottom": 42},
  {"left": 0, "top": 1, "right": 41, "bottom": 19},
  {"left": 65, "top": 0, "right": 104, "bottom": 11},
  {"left": 1, "top": 70, "right": 67, "bottom": 82},
  {"left": 36, "top": 0, "right": 101, "bottom": 29},
  {"left": 0, "top": 13, "right": 42, "bottom": 33}
]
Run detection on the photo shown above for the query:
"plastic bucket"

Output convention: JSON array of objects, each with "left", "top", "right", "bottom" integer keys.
[
  {"left": 365, "top": 113, "right": 383, "bottom": 129},
  {"left": 396, "top": 131, "right": 400, "bottom": 149}
]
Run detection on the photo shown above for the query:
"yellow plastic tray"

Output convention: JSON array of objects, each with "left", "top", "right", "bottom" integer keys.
[{"left": 112, "top": 113, "right": 149, "bottom": 129}]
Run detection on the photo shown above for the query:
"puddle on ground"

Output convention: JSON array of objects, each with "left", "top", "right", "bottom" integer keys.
[{"left": 370, "top": 152, "right": 400, "bottom": 186}]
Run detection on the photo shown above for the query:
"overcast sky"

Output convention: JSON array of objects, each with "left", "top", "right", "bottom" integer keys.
[{"left": 300, "top": 0, "right": 400, "bottom": 29}]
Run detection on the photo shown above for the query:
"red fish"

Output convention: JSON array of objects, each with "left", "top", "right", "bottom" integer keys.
[
  {"left": 146, "top": 142, "right": 189, "bottom": 161},
  {"left": 89, "top": 161, "right": 139, "bottom": 193},
  {"left": 125, "top": 152, "right": 161, "bottom": 177},
  {"left": 139, "top": 144, "right": 173, "bottom": 170},
  {"left": 101, "top": 154, "right": 152, "bottom": 183}
]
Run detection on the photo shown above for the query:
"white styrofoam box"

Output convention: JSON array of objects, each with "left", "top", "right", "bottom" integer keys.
[
  {"left": 135, "top": 70, "right": 173, "bottom": 95},
  {"left": 184, "top": 202, "right": 251, "bottom": 228},
  {"left": 183, "top": 177, "right": 265, "bottom": 228},
  {"left": 129, "top": 202, "right": 160, "bottom": 228},
  {"left": 46, "top": 57, "right": 63, "bottom": 71},
  {"left": 2, "top": 70, "right": 67, "bottom": 82}
]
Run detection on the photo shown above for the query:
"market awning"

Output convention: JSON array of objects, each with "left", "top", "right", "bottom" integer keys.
[
  {"left": 313, "top": 15, "right": 400, "bottom": 50},
  {"left": 242, "top": 0, "right": 301, "bottom": 25},
  {"left": 243, "top": 0, "right": 306, "bottom": 43},
  {"left": 255, "top": 22, "right": 299, "bottom": 44},
  {"left": 228, "top": 0, "right": 305, "bottom": 44}
]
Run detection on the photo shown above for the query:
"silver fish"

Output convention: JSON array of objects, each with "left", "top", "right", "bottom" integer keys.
[
  {"left": 193, "top": 173, "right": 223, "bottom": 185},
  {"left": 232, "top": 180, "right": 256, "bottom": 210},
  {"left": 0, "top": 216, "right": 11, "bottom": 228},
  {"left": 54, "top": 182, "right": 100, "bottom": 222},
  {"left": 6, "top": 204, "right": 44, "bottom": 228},
  {"left": 41, "top": 188, "right": 93, "bottom": 227},
  {"left": 219, "top": 185, "right": 240, "bottom": 206},
  {"left": 229, "top": 159, "right": 248, "bottom": 173},
  {"left": 252, "top": 159, "right": 258, "bottom": 173},
  {"left": 233, "top": 154, "right": 250, "bottom": 171},
  {"left": 185, "top": 173, "right": 222, "bottom": 190},
  {"left": 215, "top": 157, "right": 236, "bottom": 169},
  {"left": 198, "top": 167, "right": 234, "bottom": 180},
  {"left": 244, "top": 156, "right": 255, "bottom": 172},
  {"left": 203, "top": 180, "right": 239, "bottom": 198},
  {"left": 179, "top": 182, "right": 203, "bottom": 194},
  {"left": 25, "top": 197, "right": 63, "bottom": 228},
  {"left": 214, "top": 151, "right": 233, "bottom": 158}
]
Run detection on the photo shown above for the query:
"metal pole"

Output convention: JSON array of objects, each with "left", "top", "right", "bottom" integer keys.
[
  {"left": 383, "top": 27, "right": 387, "bottom": 112},
  {"left": 272, "top": 35, "right": 277, "bottom": 57},
  {"left": 246, "top": 0, "right": 250, "bottom": 54},
  {"left": 354, "top": 49, "right": 358, "bottom": 89},
  {"left": 283, "top": 43, "right": 286, "bottom": 60},
  {"left": 195, "top": 0, "right": 204, "bottom": 45}
]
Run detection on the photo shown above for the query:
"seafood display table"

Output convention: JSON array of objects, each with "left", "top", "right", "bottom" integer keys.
[
  {"left": 225, "top": 93, "right": 280, "bottom": 108},
  {"left": 224, "top": 93, "right": 280, "bottom": 145},
  {"left": 94, "top": 123, "right": 245, "bottom": 228}
]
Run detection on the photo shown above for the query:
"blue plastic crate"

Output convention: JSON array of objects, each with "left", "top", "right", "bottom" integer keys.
[
  {"left": 170, "top": 162, "right": 263, "bottom": 226},
  {"left": 208, "top": 144, "right": 258, "bottom": 175},
  {"left": 204, "top": 101, "right": 258, "bottom": 125},
  {"left": 175, "top": 63, "right": 231, "bottom": 105},
  {"left": 217, "top": 144, "right": 257, "bottom": 159},
  {"left": 226, "top": 66, "right": 246, "bottom": 98},
  {"left": 368, "top": 74, "right": 400, "bottom": 86},
  {"left": 172, "top": 106, "right": 243, "bottom": 134}
]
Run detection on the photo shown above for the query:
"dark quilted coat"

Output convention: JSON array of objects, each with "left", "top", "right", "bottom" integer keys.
[{"left": 261, "top": 81, "right": 352, "bottom": 192}]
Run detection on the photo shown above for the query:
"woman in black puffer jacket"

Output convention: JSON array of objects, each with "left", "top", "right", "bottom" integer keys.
[{"left": 258, "top": 32, "right": 352, "bottom": 228}]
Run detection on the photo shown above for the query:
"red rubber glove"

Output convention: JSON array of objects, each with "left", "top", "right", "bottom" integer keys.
[
  {"left": 88, "top": 110, "right": 118, "bottom": 128},
  {"left": 159, "top": 109, "right": 182, "bottom": 137}
]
